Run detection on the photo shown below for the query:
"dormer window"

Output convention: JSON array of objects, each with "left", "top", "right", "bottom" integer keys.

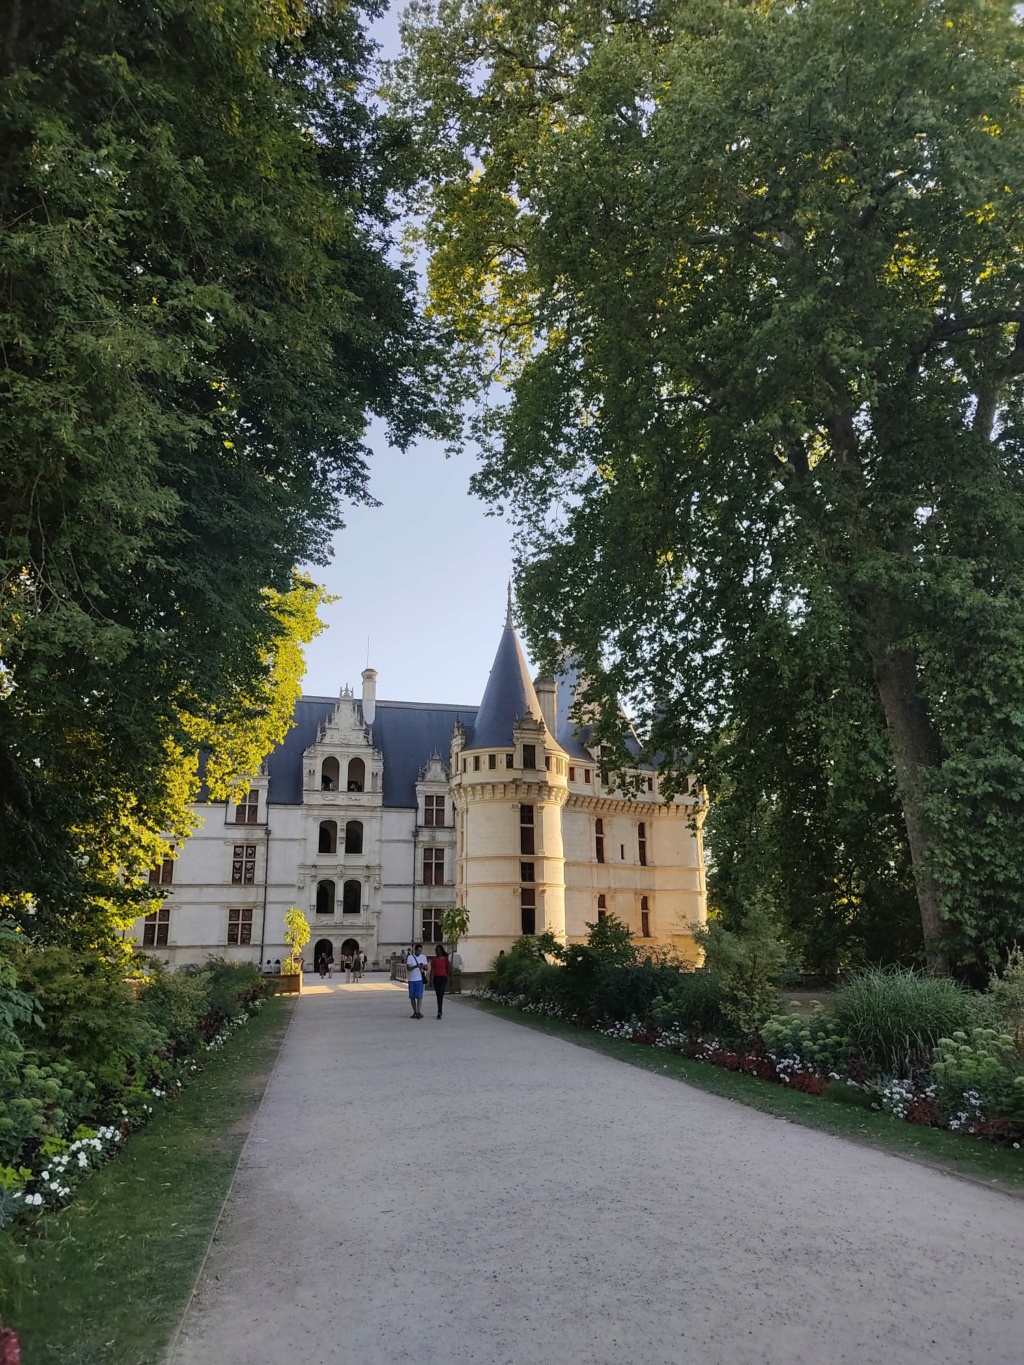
[
  {"left": 424, "top": 795, "right": 445, "bottom": 827},
  {"left": 522, "top": 744, "right": 536, "bottom": 769},
  {"left": 234, "top": 789, "right": 259, "bottom": 824}
]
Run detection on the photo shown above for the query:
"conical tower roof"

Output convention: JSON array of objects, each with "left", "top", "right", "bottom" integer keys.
[{"left": 467, "top": 600, "right": 544, "bottom": 749}]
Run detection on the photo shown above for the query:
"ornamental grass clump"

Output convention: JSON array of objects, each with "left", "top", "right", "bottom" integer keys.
[{"left": 831, "top": 966, "right": 976, "bottom": 1076}]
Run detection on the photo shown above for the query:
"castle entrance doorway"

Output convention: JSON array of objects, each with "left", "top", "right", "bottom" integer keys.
[{"left": 313, "top": 938, "right": 333, "bottom": 976}]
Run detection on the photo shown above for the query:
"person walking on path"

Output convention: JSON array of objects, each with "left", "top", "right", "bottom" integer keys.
[
  {"left": 317, "top": 953, "right": 328, "bottom": 979},
  {"left": 406, "top": 943, "right": 428, "bottom": 1018},
  {"left": 430, "top": 943, "right": 450, "bottom": 1018},
  {"left": 326, "top": 951, "right": 334, "bottom": 979},
  {"left": 352, "top": 952, "right": 362, "bottom": 982},
  {"left": 343, "top": 952, "right": 353, "bottom": 984}
]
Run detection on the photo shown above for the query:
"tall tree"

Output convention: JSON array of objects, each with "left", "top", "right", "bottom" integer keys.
[
  {"left": 397, "top": 0, "right": 1024, "bottom": 975},
  {"left": 1, "top": 0, "right": 447, "bottom": 939}
]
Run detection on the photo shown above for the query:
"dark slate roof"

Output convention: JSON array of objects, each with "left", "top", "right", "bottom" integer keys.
[
  {"left": 465, "top": 625, "right": 544, "bottom": 749},
  {"left": 370, "top": 701, "right": 477, "bottom": 807},
  {"left": 265, "top": 696, "right": 477, "bottom": 808},
  {"left": 553, "top": 664, "right": 654, "bottom": 769}
]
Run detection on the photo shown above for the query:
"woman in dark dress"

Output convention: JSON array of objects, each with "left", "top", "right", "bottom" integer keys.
[{"left": 430, "top": 943, "right": 450, "bottom": 1019}]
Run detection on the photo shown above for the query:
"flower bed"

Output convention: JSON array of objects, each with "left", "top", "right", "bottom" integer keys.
[{"left": 470, "top": 986, "right": 1024, "bottom": 1148}]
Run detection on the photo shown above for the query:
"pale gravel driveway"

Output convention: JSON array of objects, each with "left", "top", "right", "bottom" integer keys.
[{"left": 168, "top": 980, "right": 1023, "bottom": 1365}]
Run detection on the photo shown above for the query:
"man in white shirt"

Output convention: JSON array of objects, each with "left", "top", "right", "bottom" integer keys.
[{"left": 406, "top": 943, "right": 428, "bottom": 1019}]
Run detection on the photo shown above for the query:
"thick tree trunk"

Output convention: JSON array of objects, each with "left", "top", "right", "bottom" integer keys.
[{"left": 862, "top": 628, "right": 949, "bottom": 974}]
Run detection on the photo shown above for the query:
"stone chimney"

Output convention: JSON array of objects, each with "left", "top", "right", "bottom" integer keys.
[
  {"left": 533, "top": 675, "right": 557, "bottom": 739},
  {"left": 361, "top": 668, "right": 377, "bottom": 725}
]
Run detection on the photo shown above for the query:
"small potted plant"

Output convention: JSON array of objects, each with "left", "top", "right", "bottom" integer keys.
[{"left": 279, "top": 907, "right": 311, "bottom": 994}]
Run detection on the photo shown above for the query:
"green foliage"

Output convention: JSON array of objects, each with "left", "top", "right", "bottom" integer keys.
[
  {"left": 831, "top": 967, "right": 977, "bottom": 1076},
  {"left": 583, "top": 914, "right": 637, "bottom": 965},
  {"left": 692, "top": 902, "right": 787, "bottom": 1037},
  {"left": 399, "top": 0, "right": 1024, "bottom": 977},
  {"left": 0, "top": 1059, "right": 79, "bottom": 1167},
  {"left": 438, "top": 905, "right": 471, "bottom": 948},
  {"left": 650, "top": 974, "right": 729, "bottom": 1039},
  {"left": 933, "top": 1029, "right": 1024, "bottom": 1125},
  {"left": 761, "top": 1011, "right": 854, "bottom": 1078},
  {"left": 0, "top": 924, "right": 39, "bottom": 1051},
  {"left": 987, "top": 947, "right": 1024, "bottom": 1052},
  {"left": 0, "top": 0, "right": 447, "bottom": 944},
  {"left": 282, "top": 909, "right": 311, "bottom": 976},
  {"left": 488, "top": 934, "right": 559, "bottom": 995}
]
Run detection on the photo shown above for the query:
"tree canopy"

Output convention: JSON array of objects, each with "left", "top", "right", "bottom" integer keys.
[
  {"left": 1, "top": 0, "right": 447, "bottom": 941},
  {"left": 396, "top": 0, "right": 1024, "bottom": 976}
]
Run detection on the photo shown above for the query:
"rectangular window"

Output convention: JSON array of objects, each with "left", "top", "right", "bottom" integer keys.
[
  {"left": 597, "top": 893, "right": 606, "bottom": 909},
  {"left": 423, "top": 912, "right": 442, "bottom": 944},
  {"left": 584, "top": 768, "right": 591, "bottom": 783},
  {"left": 473, "top": 755, "right": 481, "bottom": 771},
  {"left": 148, "top": 848, "right": 175, "bottom": 886},
  {"left": 620, "top": 843, "right": 625, "bottom": 860},
  {"left": 489, "top": 753, "right": 497, "bottom": 769},
  {"left": 520, "top": 888, "right": 536, "bottom": 936},
  {"left": 595, "top": 818, "right": 604, "bottom": 864},
  {"left": 462, "top": 758, "right": 466, "bottom": 772},
  {"left": 545, "top": 754, "right": 551, "bottom": 770},
  {"left": 522, "top": 744, "right": 536, "bottom": 769},
  {"left": 231, "top": 844, "right": 257, "bottom": 885},
  {"left": 422, "top": 847, "right": 445, "bottom": 886},
  {"left": 227, "top": 907, "right": 253, "bottom": 945},
  {"left": 520, "top": 862, "right": 535, "bottom": 883},
  {"left": 638, "top": 822, "right": 648, "bottom": 866},
  {"left": 505, "top": 752, "right": 514, "bottom": 768},
  {"left": 641, "top": 911, "right": 651, "bottom": 937},
  {"left": 598, "top": 909, "right": 607, "bottom": 922},
  {"left": 424, "top": 794, "right": 445, "bottom": 827},
  {"left": 520, "top": 804, "right": 535, "bottom": 855},
  {"left": 234, "top": 789, "right": 259, "bottom": 824},
  {"left": 646, "top": 776, "right": 654, "bottom": 792},
  {"left": 143, "top": 906, "right": 170, "bottom": 946},
  {"left": 568, "top": 766, "right": 576, "bottom": 782}
]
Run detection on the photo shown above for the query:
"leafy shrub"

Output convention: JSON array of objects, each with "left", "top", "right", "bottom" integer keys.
[
  {"left": 489, "top": 934, "right": 558, "bottom": 996},
  {"left": 760, "top": 1010, "right": 853, "bottom": 1078},
  {"left": 932, "top": 1029, "right": 1024, "bottom": 1127},
  {"left": 0, "top": 1058, "right": 81, "bottom": 1166},
  {"left": 693, "top": 899, "right": 786, "bottom": 1037},
  {"left": 651, "top": 973, "right": 728, "bottom": 1038},
  {"left": 831, "top": 967, "right": 976, "bottom": 1075},
  {"left": 987, "top": 947, "right": 1024, "bottom": 1052},
  {"left": 597, "top": 961, "right": 686, "bottom": 1024},
  {"left": 139, "top": 962, "right": 213, "bottom": 1054}
]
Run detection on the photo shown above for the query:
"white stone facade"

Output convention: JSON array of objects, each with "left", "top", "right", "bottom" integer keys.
[{"left": 134, "top": 626, "right": 706, "bottom": 971}]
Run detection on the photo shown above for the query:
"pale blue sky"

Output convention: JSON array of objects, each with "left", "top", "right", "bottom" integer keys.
[{"left": 299, "top": 6, "right": 525, "bottom": 706}]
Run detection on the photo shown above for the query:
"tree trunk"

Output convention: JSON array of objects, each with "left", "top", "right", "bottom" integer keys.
[{"left": 862, "top": 627, "right": 949, "bottom": 974}]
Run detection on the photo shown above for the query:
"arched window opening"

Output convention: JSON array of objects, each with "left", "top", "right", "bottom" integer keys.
[
  {"left": 321, "top": 757, "right": 340, "bottom": 791},
  {"left": 313, "top": 937, "right": 334, "bottom": 967},
  {"left": 341, "top": 937, "right": 360, "bottom": 957},
  {"left": 315, "top": 880, "right": 336, "bottom": 915},
  {"left": 342, "top": 880, "right": 362, "bottom": 915},
  {"left": 318, "top": 820, "right": 337, "bottom": 854},
  {"left": 347, "top": 757, "right": 365, "bottom": 792},
  {"left": 344, "top": 820, "right": 363, "bottom": 855}
]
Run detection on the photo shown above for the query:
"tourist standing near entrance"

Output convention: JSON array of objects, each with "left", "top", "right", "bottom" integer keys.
[
  {"left": 430, "top": 943, "right": 450, "bottom": 1019},
  {"left": 406, "top": 943, "right": 428, "bottom": 1018},
  {"left": 343, "top": 952, "right": 353, "bottom": 983}
]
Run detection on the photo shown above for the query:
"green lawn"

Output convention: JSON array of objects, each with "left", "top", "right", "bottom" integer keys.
[
  {"left": 0, "top": 995, "right": 293, "bottom": 1365},
  {"left": 468, "top": 999, "right": 1024, "bottom": 1199}
]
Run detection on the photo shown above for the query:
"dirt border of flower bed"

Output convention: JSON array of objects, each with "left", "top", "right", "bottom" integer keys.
[{"left": 465, "top": 997, "right": 1024, "bottom": 1200}]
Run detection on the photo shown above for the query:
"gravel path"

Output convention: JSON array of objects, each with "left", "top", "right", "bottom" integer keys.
[{"left": 168, "top": 980, "right": 1023, "bottom": 1365}]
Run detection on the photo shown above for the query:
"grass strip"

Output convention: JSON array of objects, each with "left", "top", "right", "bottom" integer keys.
[
  {"left": 467, "top": 998, "right": 1024, "bottom": 1199},
  {"left": 0, "top": 995, "right": 293, "bottom": 1365}
]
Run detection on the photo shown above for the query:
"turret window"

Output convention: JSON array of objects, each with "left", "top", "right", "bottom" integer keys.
[
  {"left": 545, "top": 754, "right": 551, "bottom": 770},
  {"left": 474, "top": 755, "right": 481, "bottom": 771},
  {"left": 638, "top": 822, "right": 648, "bottom": 866},
  {"left": 522, "top": 744, "right": 536, "bottom": 769},
  {"left": 641, "top": 896, "right": 651, "bottom": 938},
  {"left": 505, "top": 753, "right": 514, "bottom": 768},
  {"left": 489, "top": 753, "right": 497, "bottom": 769},
  {"left": 520, "top": 888, "right": 536, "bottom": 936},
  {"left": 595, "top": 819, "right": 605, "bottom": 864},
  {"left": 520, "top": 862, "right": 535, "bottom": 883},
  {"left": 520, "top": 805, "right": 535, "bottom": 855},
  {"left": 569, "top": 766, "right": 576, "bottom": 781},
  {"left": 584, "top": 768, "right": 592, "bottom": 783}
]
